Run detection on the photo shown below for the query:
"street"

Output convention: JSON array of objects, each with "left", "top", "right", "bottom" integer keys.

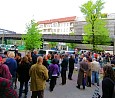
[{"left": 16, "top": 70, "right": 102, "bottom": 98}]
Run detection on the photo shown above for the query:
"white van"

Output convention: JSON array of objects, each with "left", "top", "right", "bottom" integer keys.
[{"left": 38, "top": 49, "right": 57, "bottom": 56}]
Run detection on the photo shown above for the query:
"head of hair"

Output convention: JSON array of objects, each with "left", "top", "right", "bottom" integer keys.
[
  {"left": 47, "top": 54, "right": 51, "bottom": 59},
  {"left": 103, "top": 65, "right": 115, "bottom": 82},
  {"left": 82, "top": 57, "right": 87, "bottom": 61},
  {"left": 4, "top": 51, "right": 8, "bottom": 55},
  {"left": 34, "top": 50, "right": 38, "bottom": 54},
  {"left": 51, "top": 59, "right": 56, "bottom": 64},
  {"left": 21, "top": 56, "right": 28, "bottom": 64},
  {"left": 8, "top": 52, "right": 15, "bottom": 58},
  {"left": 43, "top": 55, "right": 47, "bottom": 60},
  {"left": 87, "top": 57, "right": 92, "bottom": 62},
  {"left": 16, "top": 53, "right": 21, "bottom": 57}
]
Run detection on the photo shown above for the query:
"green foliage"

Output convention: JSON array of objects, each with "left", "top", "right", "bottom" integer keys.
[
  {"left": 22, "top": 19, "right": 43, "bottom": 51},
  {"left": 80, "top": 0, "right": 111, "bottom": 51},
  {"left": 101, "top": 13, "right": 107, "bottom": 18},
  {"left": 49, "top": 42, "right": 58, "bottom": 49}
]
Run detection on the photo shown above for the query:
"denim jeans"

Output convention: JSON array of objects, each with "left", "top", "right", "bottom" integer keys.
[
  {"left": 19, "top": 81, "right": 28, "bottom": 97},
  {"left": 92, "top": 71, "right": 99, "bottom": 85}
]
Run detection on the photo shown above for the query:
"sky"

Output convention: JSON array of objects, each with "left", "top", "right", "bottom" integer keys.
[{"left": 0, "top": 0, "right": 114, "bottom": 33}]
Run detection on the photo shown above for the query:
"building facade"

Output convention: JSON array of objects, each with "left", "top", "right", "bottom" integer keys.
[
  {"left": 38, "top": 16, "right": 76, "bottom": 35},
  {"left": 74, "top": 14, "right": 115, "bottom": 37}
]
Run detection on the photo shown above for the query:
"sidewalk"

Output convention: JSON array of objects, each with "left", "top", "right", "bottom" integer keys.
[{"left": 16, "top": 70, "right": 102, "bottom": 98}]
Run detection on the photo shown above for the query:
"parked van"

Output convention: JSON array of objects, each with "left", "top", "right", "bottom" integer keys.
[{"left": 38, "top": 49, "right": 57, "bottom": 56}]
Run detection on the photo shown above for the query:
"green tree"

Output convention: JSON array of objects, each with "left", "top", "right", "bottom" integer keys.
[
  {"left": 22, "top": 19, "right": 43, "bottom": 51},
  {"left": 80, "top": 0, "right": 111, "bottom": 51},
  {"left": 66, "top": 32, "right": 77, "bottom": 50},
  {"left": 49, "top": 41, "right": 58, "bottom": 49}
]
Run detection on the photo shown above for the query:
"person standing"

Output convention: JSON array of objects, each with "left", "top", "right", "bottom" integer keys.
[
  {"left": 15, "top": 52, "right": 22, "bottom": 89},
  {"left": 17, "top": 56, "right": 31, "bottom": 98},
  {"left": 102, "top": 65, "right": 115, "bottom": 98},
  {"left": 76, "top": 57, "right": 88, "bottom": 89},
  {"left": 61, "top": 54, "right": 68, "bottom": 85},
  {"left": 68, "top": 55, "right": 75, "bottom": 80},
  {"left": 5, "top": 52, "right": 17, "bottom": 88},
  {"left": 49, "top": 59, "right": 59, "bottom": 92},
  {"left": 29, "top": 56, "right": 48, "bottom": 98},
  {"left": 91, "top": 58, "right": 100, "bottom": 86},
  {"left": 32, "top": 50, "right": 38, "bottom": 64},
  {"left": 86, "top": 57, "right": 92, "bottom": 87},
  {"left": 0, "top": 56, "right": 12, "bottom": 80},
  {"left": 0, "top": 77, "right": 18, "bottom": 98}
]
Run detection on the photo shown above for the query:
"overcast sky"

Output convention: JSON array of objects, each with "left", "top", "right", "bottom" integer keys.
[{"left": 0, "top": 0, "right": 114, "bottom": 33}]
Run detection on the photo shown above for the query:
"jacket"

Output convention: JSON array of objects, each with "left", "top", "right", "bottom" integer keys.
[
  {"left": 29, "top": 63, "right": 48, "bottom": 91},
  {"left": 17, "top": 62, "right": 30, "bottom": 82},
  {"left": 102, "top": 77, "right": 115, "bottom": 98},
  {"left": 77, "top": 61, "right": 88, "bottom": 85},
  {"left": 5, "top": 58, "right": 17, "bottom": 77},
  {"left": 0, "top": 77, "right": 18, "bottom": 98},
  {"left": 0, "top": 63, "right": 12, "bottom": 80},
  {"left": 49, "top": 64, "right": 59, "bottom": 76},
  {"left": 91, "top": 61, "right": 100, "bottom": 72}
]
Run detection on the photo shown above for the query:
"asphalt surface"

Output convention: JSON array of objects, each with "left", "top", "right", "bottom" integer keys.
[{"left": 16, "top": 70, "right": 102, "bottom": 98}]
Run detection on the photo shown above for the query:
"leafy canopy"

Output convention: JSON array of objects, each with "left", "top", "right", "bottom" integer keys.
[
  {"left": 80, "top": 0, "right": 111, "bottom": 51},
  {"left": 22, "top": 19, "right": 43, "bottom": 50}
]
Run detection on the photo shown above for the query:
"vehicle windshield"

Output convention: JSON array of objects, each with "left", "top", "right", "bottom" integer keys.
[{"left": 38, "top": 50, "right": 46, "bottom": 54}]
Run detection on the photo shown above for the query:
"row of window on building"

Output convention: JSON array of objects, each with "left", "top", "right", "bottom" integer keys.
[
  {"left": 42, "top": 28, "right": 73, "bottom": 33},
  {"left": 39, "top": 22, "right": 74, "bottom": 28}
]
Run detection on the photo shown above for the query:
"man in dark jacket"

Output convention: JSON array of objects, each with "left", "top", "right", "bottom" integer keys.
[
  {"left": 32, "top": 50, "right": 38, "bottom": 64},
  {"left": 68, "top": 55, "right": 75, "bottom": 80},
  {"left": 61, "top": 54, "right": 68, "bottom": 85}
]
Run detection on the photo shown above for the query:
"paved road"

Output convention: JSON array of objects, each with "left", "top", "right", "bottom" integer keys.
[{"left": 16, "top": 71, "right": 102, "bottom": 98}]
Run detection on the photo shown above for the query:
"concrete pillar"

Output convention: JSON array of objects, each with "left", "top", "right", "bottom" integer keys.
[{"left": 114, "top": 38, "right": 115, "bottom": 55}]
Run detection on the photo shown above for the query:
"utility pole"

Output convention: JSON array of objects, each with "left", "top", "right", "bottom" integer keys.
[{"left": 2, "top": 29, "right": 4, "bottom": 44}]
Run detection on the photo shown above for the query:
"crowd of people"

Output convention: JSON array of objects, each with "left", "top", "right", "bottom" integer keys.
[{"left": 0, "top": 50, "right": 115, "bottom": 98}]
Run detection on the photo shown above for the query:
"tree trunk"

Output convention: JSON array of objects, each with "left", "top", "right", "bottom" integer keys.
[{"left": 92, "top": 21, "right": 95, "bottom": 51}]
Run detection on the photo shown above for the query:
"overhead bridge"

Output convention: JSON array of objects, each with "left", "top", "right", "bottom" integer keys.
[{"left": 0, "top": 34, "right": 83, "bottom": 43}]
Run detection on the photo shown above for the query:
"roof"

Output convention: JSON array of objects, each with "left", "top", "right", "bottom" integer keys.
[{"left": 38, "top": 16, "right": 76, "bottom": 24}]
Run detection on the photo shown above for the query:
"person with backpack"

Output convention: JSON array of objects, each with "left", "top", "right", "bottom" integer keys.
[{"left": 102, "top": 65, "right": 115, "bottom": 98}]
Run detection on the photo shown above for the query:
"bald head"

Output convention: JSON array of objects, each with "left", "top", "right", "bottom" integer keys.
[{"left": 37, "top": 56, "right": 43, "bottom": 64}]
